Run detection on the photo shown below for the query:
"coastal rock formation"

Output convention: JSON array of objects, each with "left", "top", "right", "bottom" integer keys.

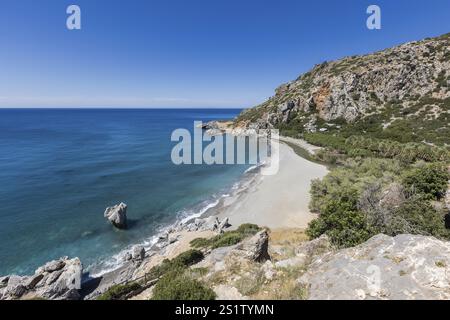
[
  {"left": 0, "top": 257, "right": 82, "bottom": 300},
  {"left": 298, "top": 234, "right": 450, "bottom": 300},
  {"left": 217, "top": 217, "right": 231, "bottom": 234},
  {"left": 104, "top": 203, "right": 128, "bottom": 229},
  {"left": 184, "top": 216, "right": 232, "bottom": 234},
  {"left": 234, "top": 33, "right": 450, "bottom": 137},
  {"left": 275, "top": 234, "right": 331, "bottom": 269},
  {"left": 234, "top": 230, "right": 271, "bottom": 263}
]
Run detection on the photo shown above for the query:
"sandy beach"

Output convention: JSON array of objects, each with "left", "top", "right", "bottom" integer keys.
[
  {"left": 81, "top": 138, "right": 329, "bottom": 299},
  {"left": 216, "top": 141, "right": 328, "bottom": 229}
]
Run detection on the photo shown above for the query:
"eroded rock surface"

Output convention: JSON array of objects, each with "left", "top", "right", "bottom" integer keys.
[
  {"left": 0, "top": 257, "right": 82, "bottom": 300},
  {"left": 299, "top": 234, "right": 450, "bottom": 300},
  {"left": 104, "top": 203, "right": 128, "bottom": 229}
]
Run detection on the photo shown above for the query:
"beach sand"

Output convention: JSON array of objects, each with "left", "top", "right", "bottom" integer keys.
[{"left": 217, "top": 142, "right": 328, "bottom": 229}]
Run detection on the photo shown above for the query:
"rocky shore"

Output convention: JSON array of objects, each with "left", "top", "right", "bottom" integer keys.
[
  {"left": 0, "top": 138, "right": 328, "bottom": 300},
  {"left": 0, "top": 257, "right": 82, "bottom": 300},
  {"left": 0, "top": 215, "right": 233, "bottom": 300}
]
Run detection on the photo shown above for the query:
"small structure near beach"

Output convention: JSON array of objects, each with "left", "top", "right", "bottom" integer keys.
[{"left": 104, "top": 203, "right": 128, "bottom": 229}]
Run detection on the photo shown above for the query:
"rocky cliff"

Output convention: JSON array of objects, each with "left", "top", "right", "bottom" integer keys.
[
  {"left": 0, "top": 257, "right": 82, "bottom": 300},
  {"left": 235, "top": 33, "right": 450, "bottom": 145}
]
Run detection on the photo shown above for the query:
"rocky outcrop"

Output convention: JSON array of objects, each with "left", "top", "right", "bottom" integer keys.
[
  {"left": 132, "top": 246, "right": 146, "bottom": 262},
  {"left": 213, "top": 284, "right": 249, "bottom": 300},
  {"left": 275, "top": 234, "right": 332, "bottom": 269},
  {"left": 184, "top": 216, "right": 232, "bottom": 234},
  {"left": 104, "top": 203, "right": 128, "bottom": 229},
  {"left": 234, "top": 230, "right": 271, "bottom": 263},
  {"left": 217, "top": 217, "right": 231, "bottom": 234},
  {"left": 298, "top": 234, "right": 450, "bottom": 300},
  {"left": 0, "top": 257, "right": 82, "bottom": 300}
]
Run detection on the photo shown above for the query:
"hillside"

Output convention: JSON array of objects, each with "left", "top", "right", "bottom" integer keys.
[{"left": 235, "top": 32, "right": 450, "bottom": 147}]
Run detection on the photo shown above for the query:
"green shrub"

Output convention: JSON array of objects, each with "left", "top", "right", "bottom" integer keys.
[
  {"left": 189, "top": 238, "right": 210, "bottom": 248},
  {"left": 236, "top": 223, "right": 261, "bottom": 235},
  {"left": 147, "top": 249, "right": 204, "bottom": 280},
  {"left": 152, "top": 271, "right": 216, "bottom": 300},
  {"left": 402, "top": 163, "right": 449, "bottom": 200},
  {"left": 210, "top": 233, "right": 244, "bottom": 249},
  {"left": 389, "top": 196, "right": 449, "bottom": 239},
  {"left": 307, "top": 190, "right": 374, "bottom": 248},
  {"left": 97, "top": 282, "right": 142, "bottom": 300},
  {"left": 172, "top": 249, "right": 204, "bottom": 266}
]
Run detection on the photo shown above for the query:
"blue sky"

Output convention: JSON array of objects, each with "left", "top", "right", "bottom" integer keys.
[{"left": 0, "top": 0, "right": 449, "bottom": 108}]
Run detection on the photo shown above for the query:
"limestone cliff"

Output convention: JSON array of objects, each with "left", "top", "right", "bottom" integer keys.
[{"left": 235, "top": 32, "right": 450, "bottom": 144}]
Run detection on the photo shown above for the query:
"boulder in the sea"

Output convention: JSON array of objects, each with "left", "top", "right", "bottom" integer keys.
[{"left": 104, "top": 203, "right": 128, "bottom": 229}]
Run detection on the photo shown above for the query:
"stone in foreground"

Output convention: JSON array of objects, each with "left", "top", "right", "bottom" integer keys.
[
  {"left": 0, "top": 257, "right": 82, "bottom": 300},
  {"left": 104, "top": 202, "right": 128, "bottom": 229},
  {"left": 298, "top": 234, "right": 450, "bottom": 300}
]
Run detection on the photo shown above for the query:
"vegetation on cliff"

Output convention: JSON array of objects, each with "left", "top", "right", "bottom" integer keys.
[{"left": 234, "top": 32, "right": 450, "bottom": 249}]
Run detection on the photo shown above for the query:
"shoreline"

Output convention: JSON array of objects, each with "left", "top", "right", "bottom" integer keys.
[
  {"left": 214, "top": 141, "right": 328, "bottom": 229},
  {"left": 83, "top": 138, "right": 328, "bottom": 298}
]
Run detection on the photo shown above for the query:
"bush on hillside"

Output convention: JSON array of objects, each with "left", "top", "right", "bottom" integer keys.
[
  {"left": 152, "top": 270, "right": 216, "bottom": 300},
  {"left": 388, "top": 196, "right": 450, "bottom": 239},
  {"left": 307, "top": 189, "right": 374, "bottom": 248},
  {"left": 402, "top": 163, "right": 449, "bottom": 200},
  {"left": 147, "top": 249, "right": 204, "bottom": 280},
  {"left": 97, "top": 282, "right": 142, "bottom": 300}
]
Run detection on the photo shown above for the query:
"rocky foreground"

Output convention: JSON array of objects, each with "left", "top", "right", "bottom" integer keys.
[
  {"left": 189, "top": 232, "right": 450, "bottom": 300},
  {"left": 3, "top": 218, "right": 450, "bottom": 300},
  {"left": 0, "top": 257, "right": 82, "bottom": 300}
]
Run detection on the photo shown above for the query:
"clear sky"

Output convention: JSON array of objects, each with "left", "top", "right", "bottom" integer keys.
[{"left": 0, "top": 0, "right": 449, "bottom": 108}]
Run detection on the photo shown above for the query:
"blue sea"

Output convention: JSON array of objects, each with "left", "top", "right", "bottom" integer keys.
[{"left": 0, "top": 108, "right": 250, "bottom": 276}]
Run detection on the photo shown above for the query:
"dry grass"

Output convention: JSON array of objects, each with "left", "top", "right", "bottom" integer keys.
[
  {"left": 270, "top": 228, "right": 309, "bottom": 245},
  {"left": 269, "top": 228, "right": 309, "bottom": 261}
]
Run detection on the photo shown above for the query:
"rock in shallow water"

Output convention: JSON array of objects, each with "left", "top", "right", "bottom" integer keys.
[{"left": 104, "top": 202, "right": 128, "bottom": 229}]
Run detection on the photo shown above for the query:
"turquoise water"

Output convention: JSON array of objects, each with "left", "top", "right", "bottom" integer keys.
[{"left": 0, "top": 108, "right": 249, "bottom": 276}]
